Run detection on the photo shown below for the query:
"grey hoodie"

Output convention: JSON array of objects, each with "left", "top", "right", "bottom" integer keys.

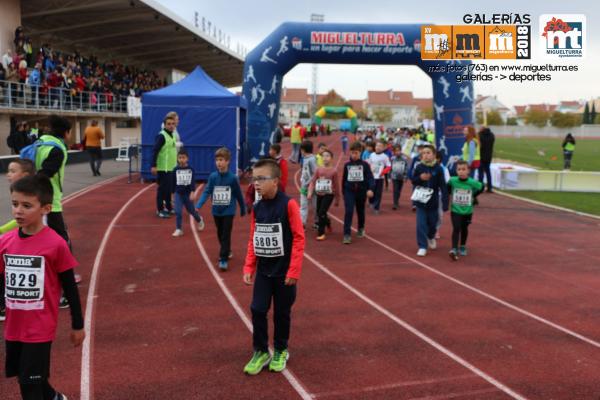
[{"left": 301, "top": 154, "right": 317, "bottom": 189}]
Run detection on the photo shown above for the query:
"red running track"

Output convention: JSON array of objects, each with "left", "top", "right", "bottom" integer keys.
[{"left": 1, "top": 135, "right": 600, "bottom": 399}]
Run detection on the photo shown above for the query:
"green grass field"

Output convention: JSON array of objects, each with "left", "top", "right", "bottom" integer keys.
[
  {"left": 495, "top": 137, "right": 600, "bottom": 171},
  {"left": 504, "top": 191, "right": 600, "bottom": 217}
]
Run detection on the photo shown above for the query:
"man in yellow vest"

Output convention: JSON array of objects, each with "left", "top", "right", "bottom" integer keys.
[
  {"left": 151, "top": 115, "right": 178, "bottom": 218},
  {"left": 288, "top": 121, "right": 302, "bottom": 164}
]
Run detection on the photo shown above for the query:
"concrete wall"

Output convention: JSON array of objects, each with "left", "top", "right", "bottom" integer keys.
[{"left": 0, "top": 0, "right": 20, "bottom": 57}]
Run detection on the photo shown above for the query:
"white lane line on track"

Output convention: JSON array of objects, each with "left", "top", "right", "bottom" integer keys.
[
  {"left": 80, "top": 183, "right": 155, "bottom": 400},
  {"left": 63, "top": 174, "right": 128, "bottom": 205},
  {"left": 294, "top": 148, "right": 600, "bottom": 350},
  {"left": 189, "top": 212, "right": 313, "bottom": 400},
  {"left": 302, "top": 252, "right": 526, "bottom": 400}
]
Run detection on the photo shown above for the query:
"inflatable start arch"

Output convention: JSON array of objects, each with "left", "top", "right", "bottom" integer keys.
[
  {"left": 314, "top": 106, "right": 358, "bottom": 132},
  {"left": 242, "top": 22, "right": 474, "bottom": 166}
]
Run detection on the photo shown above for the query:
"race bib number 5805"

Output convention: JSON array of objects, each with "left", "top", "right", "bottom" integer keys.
[
  {"left": 4, "top": 254, "right": 45, "bottom": 310},
  {"left": 253, "top": 223, "right": 285, "bottom": 257}
]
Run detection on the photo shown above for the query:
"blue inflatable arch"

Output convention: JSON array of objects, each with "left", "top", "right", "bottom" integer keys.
[{"left": 242, "top": 22, "right": 474, "bottom": 167}]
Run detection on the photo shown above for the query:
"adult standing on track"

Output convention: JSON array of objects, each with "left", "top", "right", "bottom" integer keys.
[
  {"left": 461, "top": 126, "right": 480, "bottom": 178},
  {"left": 35, "top": 115, "right": 71, "bottom": 244},
  {"left": 562, "top": 133, "right": 576, "bottom": 170},
  {"left": 478, "top": 126, "right": 495, "bottom": 192},
  {"left": 82, "top": 119, "right": 105, "bottom": 176},
  {"left": 289, "top": 121, "right": 302, "bottom": 164},
  {"left": 151, "top": 114, "right": 178, "bottom": 218}
]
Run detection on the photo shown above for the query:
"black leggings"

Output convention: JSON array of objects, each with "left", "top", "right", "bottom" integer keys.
[
  {"left": 451, "top": 212, "right": 472, "bottom": 249},
  {"left": 19, "top": 381, "right": 56, "bottom": 400},
  {"left": 316, "top": 194, "right": 334, "bottom": 235},
  {"left": 213, "top": 215, "right": 234, "bottom": 261}
]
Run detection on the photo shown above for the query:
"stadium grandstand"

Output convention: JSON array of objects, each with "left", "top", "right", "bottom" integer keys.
[{"left": 0, "top": 0, "right": 244, "bottom": 156}]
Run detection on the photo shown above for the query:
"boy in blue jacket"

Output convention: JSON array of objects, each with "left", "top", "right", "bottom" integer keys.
[
  {"left": 196, "top": 147, "right": 246, "bottom": 270},
  {"left": 411, "top": 144, "right": 448, "bottom": 257}
]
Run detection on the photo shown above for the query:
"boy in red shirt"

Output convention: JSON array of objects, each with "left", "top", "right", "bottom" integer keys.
[
  {"left": 1, "top": 175, "right": 84, "bottom": 400},
  {"left": 242, "top": 159, "right": 304, "bottom": 375}
]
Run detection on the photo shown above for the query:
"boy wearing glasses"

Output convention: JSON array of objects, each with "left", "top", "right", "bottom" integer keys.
[
  {"left": 196, "top": 147, "right": 245, "bottom": 271},
  {"left": 242, "top": 159, "right": 304, "bottom": 376}
]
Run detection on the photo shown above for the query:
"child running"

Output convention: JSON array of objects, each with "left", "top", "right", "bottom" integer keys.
[
  {"left": 196, "top": 147, "right": 246, "bottom": 271},
  {"left": 299, "top": 141, "right": 318, "bottom": 229},
  {"left": 342, "top": 141, "right": 374, "bottom": 244},
  {"left": 307, "top": 149, "right": 339, "bottom": 241},
  {"left": 411, "top": 144, "right": 448, "bottom": 257},
  {"left": 1, "top": 160, "right": 37, "bottom": 322},
  {"left": 242, "top": 159, "right": 304, "bottom": 375},
  {"left": 368, "top": 141, "right": 391, "bottom": 214},
  {"left": 172, "top": 149, "right": 204, "bottom": 237},
  {"left": 1, "top": 175, "right": 85, "bottom": 400},
  {"left": 447, "top": 160, "right": 483, "bottom": 260},
  {"left": 390, "top": 145, "right": 408, "bottom": 210},
  {"left": 268, "top": 144, "right": 288, "bottom": 193}
]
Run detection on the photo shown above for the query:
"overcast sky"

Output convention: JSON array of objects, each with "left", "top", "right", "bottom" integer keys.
[{"left": 155, "top": 0, "right": 599, "bottom": 108}]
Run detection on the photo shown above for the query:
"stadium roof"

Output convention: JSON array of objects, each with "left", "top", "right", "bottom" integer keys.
[{"left": 20, "top": 0, "right": 244, "bottom": 87}]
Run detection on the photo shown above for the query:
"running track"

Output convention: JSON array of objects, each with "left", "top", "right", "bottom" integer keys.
[{"left": 2, "top": 135, "right": 600, "bottom": 399}]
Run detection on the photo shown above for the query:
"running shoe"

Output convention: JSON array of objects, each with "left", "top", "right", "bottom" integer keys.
[
  {"left": 218, "top": 260, "right": 228, "bottom": 271},
  {"left": 158, "top": 211, "right": 170, "bottom": 218},
  {"left": 417, "top": 248, "right": 427, "bottom": 257},
  {"left": 59, "top": 297, "right": 70, "bottom": 309},
  {"left": 449, "top": 248, "right": 459, "bottom": 261},
  {"left": 316, "top": 234, "right": 326, "bottom": 241},
  {"left": 172, "top": 229, "right": 184, "bottom": 237},
  {"left": 0, "top": 308, "right": 5, "bottom": 322},
  {"left": 269, "top": 349, "right": 290, "bottom": 372},
  {"left": 356, "top": 228, "right": 365, "bottom": 238},
  {"left": 74, "top": 273, "right": 82, "bottom": 284},
  {"left": 228, "top": 251, "right": 233, "bottom": 259},
  {"left": 459, "top": 246, "right": 468, "bottom": 256},
  {"left": 427, "top": 238, "right": 437, "bottom": 250},
  {"left": 56, "top": 394, "right": 68, "bottom": 400},
  {"left": 312, "top": 223, "right": 318, "bottom": 230},
  {"left": 197, "top": 217, "right": 205, "bottom": 231},
  {"left": 343, "top": 235, "right": 352, "bottom": 244},
  {"left": 243, "top": 351, "right": 271, "bottom": 375},
  {"left": 169, "top": 209, "right": 176, "bottom": 215}
]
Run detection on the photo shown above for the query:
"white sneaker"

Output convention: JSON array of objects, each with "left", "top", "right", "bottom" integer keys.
[
  {"left": 172, "top": 229, "right": 184, "bottom": 237},
  {"left": 197, "top": 218, "right": 205, "bottom": 231},
  {"left": 427, "top": 239, "right": 437, "bottom": 250},
  {"left": 417, "top": 248, "right": 427, "bottom": 257}
]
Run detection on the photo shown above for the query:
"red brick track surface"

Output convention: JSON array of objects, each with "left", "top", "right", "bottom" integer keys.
[{"left": 2, "top": 135, "right": 600, "bottom": 399}]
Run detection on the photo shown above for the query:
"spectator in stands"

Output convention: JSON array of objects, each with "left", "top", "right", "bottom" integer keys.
[
  {"left": 478, "top": 126, "right": 495, "bottom": 193},
  {"left": 0, "top": 64, "right": 5, "bottom": 104},
  {"left": 5, "top": 62, "right": 18, "bottom": 106},
  {"left": 1, "top": 49, "right": 12, "bottom": 70},
  {"left": 82, "top": 120, "right": 105, "bottom": 176}
]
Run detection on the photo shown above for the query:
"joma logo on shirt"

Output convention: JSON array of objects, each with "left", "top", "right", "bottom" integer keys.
[{"left": 5, "top": 257, "right": 34, "bottom": 266}]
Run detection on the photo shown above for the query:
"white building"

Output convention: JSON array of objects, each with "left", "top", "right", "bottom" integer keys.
[
  {"left": 475, "top": 95, "right": 512, "bottom": 122},
  {"left": 366, "top": 90, "right": 421, "bottom": 126},
  {"left": 279, "top": 88, "right": 310, "bottom": 123}
]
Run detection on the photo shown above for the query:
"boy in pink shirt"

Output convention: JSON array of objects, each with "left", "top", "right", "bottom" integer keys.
[{"left": 0, "top": 175, "right": 84, "bottom": 400}]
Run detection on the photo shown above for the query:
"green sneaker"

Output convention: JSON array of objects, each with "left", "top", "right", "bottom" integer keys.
[
  {"left": 243, "top": 351, "right": 271, "bottom": 375},
  {"left": 356, "top": 228, "right": 365, "bottom": 238},
  {"left": 459, "top": 246, "right": 468, "bottom": 256},
  {"left": 268, "top": 349, "right": 289, "bottom": 372}
]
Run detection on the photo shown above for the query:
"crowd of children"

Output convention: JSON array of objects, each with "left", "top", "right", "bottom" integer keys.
[{"left": 0, "top": 111, "right": 489, "bottom": 395}]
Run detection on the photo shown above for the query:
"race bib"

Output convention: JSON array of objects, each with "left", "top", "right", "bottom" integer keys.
[
  {"left": 452, "top": 189, "right": 472, "bottom": 206},
  {"left": 411, "top": 186, "right": 434, "bottom": 204},
  {"left": 315, "top": 178, "right": 333, "bottom": 194},
  {"left": 347, "top": 165, "right": 364, "bottom": 182},
  {"left": 4, "top": 254, "right": 45, "bottom": 310},
  {"left": 212, "top": 186, "right": 231, "bottom": 206},
  {"left": 176, "top": 169, "right": 192, "bottom": 186},
  {"left": 392, "top": 160, "right": 405, "bottom": 176},
  {"left": 253, "top": 223, "right": 285, "bottom": 257}
]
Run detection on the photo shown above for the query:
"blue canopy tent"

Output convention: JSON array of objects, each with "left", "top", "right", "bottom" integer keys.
[{"left": 141, "top": 66, "right": 247, "bottom": 181}]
